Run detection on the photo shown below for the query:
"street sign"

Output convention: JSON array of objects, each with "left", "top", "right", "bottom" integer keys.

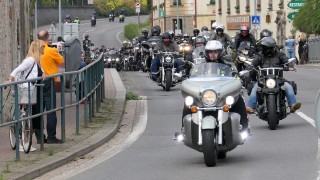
[
  {"left": 287, "top": 1, "right": 305, "bottom": 9},
  {"left": 287, "top": 11, "right": 299, "bottom": 20},
  {"left": 136, "top": 3, "right": 140, "bottom": 13},
  {"left": 251, "top": 15, "right": 260, "bottom": 25}
]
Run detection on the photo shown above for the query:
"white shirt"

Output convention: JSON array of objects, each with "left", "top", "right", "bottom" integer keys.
[{"left": 10, "top": 56, "right": 39, "bottom": 88}]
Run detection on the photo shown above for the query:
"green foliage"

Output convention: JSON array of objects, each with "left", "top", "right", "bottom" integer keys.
[
  {"left": 126, "top": 92, "right": 140, "bottom": 100},
  {"left": 293, "top": 0, "right": 320, "bottom": 34},
  {"left": 124, "top": 20, "right": 150, "bottom": 40}
]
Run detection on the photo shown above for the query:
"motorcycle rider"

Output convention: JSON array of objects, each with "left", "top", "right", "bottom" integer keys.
[
  {"left": 64, "top": 14, "right": 72, "bottom": 23},
  {"left": 120, "top": 40, "right": 133, "bottom": 55},
  {"left": 232, "top": 24, "right": 256, "bottom": 50},
  {"left": 192, "top": 36, "right": 207, "bottom": 59},
  {"left": 74, "top": 17, "right": 80, "bottom": 24},
  {"left": 150, "top": 32, "right": 184, "bottom": 82},
  {"left": 209, "top": 24, "right": 232, "bottom": 49},
  {"left": 120, "top": 8, "right": 125, "bottom": 15},
  {"left": 211, "top": 21, "right": 218, "bottom": 34},
  {"left": 199, "top": 26, "right": 211, "bottom": 40},
  {"left": 246, "top": 37, "right": 301, "bottom": 114},
  {"left": 256, "top": 29, "right": 273, "bottom": 52},
  {"left": 91, "top": 12, "right": 96, "bottom": 26},
  {"left": 204, "top": 40, "right": 249, "bottom": 132},
  {"left": 83, "top": 35, "right": 91, "bottom": 63},
  {"left": 137, "top": 28, "right": 149, "bottom": 43},
  {"left": 193, "top": 28, "right": 200, "bottom": 38}
]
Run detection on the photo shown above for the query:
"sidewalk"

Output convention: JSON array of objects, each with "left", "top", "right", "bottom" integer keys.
[{"left": 0, "top": 68, "right": 126, "bottom": 180}]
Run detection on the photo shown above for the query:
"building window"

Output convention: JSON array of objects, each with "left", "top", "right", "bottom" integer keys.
[
  {"left": 173, "top": 0, "right": 181, "bottom": 5},
  {"left": 257, "top": 0, "right": 261, "bottom": 11},
  {"left": 209, "top": 0, "right": 215, "bottom": 5},
  {"left": 279, "top": 0, "right": 284, "bottom": 9},
  {"left": 235, "top": 0, "right": 240, "bottom": 13},
  {"left": 227, "top": 0, "right": 230, "bottom": 14},
  {"left": 218, "top": 0, "right": 222, "bottom": 15},
  {"left": 268, "top": 0, "right": 273, "bottom": 11},
  {"left": 245, "top": 0, "right": 250, "bottom": 12}
]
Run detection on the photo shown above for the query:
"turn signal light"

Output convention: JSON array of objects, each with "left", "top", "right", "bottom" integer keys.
[
  {"left": 191, "top": 106, "right": 198, "bottom": 113},
  {"left": 223, "top": 105, "right": 230, "bottom": 112}
]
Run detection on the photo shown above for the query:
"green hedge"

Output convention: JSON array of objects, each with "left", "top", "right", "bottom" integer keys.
[{"left": 124, "top": 20, "right": 150, "bottom": 41}]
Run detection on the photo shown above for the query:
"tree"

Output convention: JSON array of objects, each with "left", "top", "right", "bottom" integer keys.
[{"left": 293, "top": 0, "right": 320, "bottom": 34}]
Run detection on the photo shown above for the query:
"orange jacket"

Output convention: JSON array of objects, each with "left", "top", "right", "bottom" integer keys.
[{"left": 41, "top": 44, "right": 64, "bottom": 82}]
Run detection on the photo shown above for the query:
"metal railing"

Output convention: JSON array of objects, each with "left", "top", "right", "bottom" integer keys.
[
  {"left": 307, "top": 36, "right": 320, "bottom": 63},
  {"left": 0, "top": 54, "right": 105, "bottom": 160}
]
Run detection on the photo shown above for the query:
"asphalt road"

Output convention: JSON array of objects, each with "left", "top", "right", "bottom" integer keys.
[{"left": 51, "top": 17, "right": 319, "bottom": 180}]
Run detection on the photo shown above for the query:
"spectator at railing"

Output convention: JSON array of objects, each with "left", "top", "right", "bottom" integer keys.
[{"left": 297, "top": 33, "right": 308, "bottom": 64}]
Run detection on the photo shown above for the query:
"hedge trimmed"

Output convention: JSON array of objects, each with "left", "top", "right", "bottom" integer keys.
[{"left": 124, "top": 20, "right": 150, "bottom": 41}]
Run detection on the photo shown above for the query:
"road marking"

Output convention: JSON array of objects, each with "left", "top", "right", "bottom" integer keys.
[
  {"left": 296, "top": 67, "right": 320, "bottom": 72},
  {"left": 116, "top": 31, "right": 124, "bottom": 44},
  {"left": 55, "top": 98, "right": 148, "bottom": 179},
  {"left": 296, "top": 111, "right": 315, "bottom": 127}
]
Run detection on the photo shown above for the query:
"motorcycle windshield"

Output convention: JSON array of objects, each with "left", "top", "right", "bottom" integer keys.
[
  {"left": 238, "top": 41, "right": 251, "bottom": 52},
  {"left": 189, "top": 63, "right": 233, "bottom": 78},
  {"left": 105, "top": 50, "right": 118, "bottom": 57}
]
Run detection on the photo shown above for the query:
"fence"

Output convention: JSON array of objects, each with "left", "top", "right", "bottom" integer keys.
[
  {"left": 307, "top": 36, "right": 320, "bottom": 63},
  {"left": 0, "top": 53, "right": 105, "bottom": 160}
]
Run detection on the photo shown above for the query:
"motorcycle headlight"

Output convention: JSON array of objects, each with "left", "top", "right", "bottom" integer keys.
[
  {"left": 266, "top": 79, "right": 276, "bottom": 88},
  {"left": 165, "top": 57, "right": 172, "bottom": 62},
  {"left": 185, "top": 96, "right": 194, "bottom": 106},
  {"left": 125, "top": 58, "right": 128, "bottom": 61},
  {"left": 225, "top": 96, "right": 235, "bottom": 106},
  {"left": 184, "top": 45, "right": 191, "bottom": 52},
  {"left": 116, "top": 58, "right": 120, "bottom": 62},
  {"left": 201, "top": 90, "right": 217, "bottom": 106},
  {"left": 107, "top": 58, "right": 111, "bottom": 62}
]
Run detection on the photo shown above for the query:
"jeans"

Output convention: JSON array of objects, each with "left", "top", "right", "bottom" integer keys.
[
  {"left": 248, "top": 82, "right": 297, "bottom": 108},
  {"left": 35, "top": 79, "right": 58, "bottom": 140},
  {"left": 151, "top": 56, "right": 184, "bottom": 77},
  {"left": 230, "top": 96, "right": 248, "bottom": 130},
  {"left": 286, "top": 49, "right": 295, "bottom": 59}
]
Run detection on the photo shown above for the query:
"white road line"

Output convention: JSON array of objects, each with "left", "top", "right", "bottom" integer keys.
[
  {"left": 296, "top": 67, "right": 320, "bottom": 72},
  {"left": 116, "top": 31, "right": 124, "bottom": 44},
  {"left": 296, "top": 111, "right": 316, "bottom": 127},
  {"left": 55, "top": 98, "right": 148, "bottom": 179}
]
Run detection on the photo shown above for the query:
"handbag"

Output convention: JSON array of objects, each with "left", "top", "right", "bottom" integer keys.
[{"left": 17, "top": 63, "right": 37, "bottom": 104}]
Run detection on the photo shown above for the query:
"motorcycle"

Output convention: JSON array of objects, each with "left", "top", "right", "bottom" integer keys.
[
  {"left": 91, "top": 16, "right": 96, "bottom": 27},
  {"left": 140, "top": 41, "right": 159, "bottom": 72},
  {"left": 174, "top": 62, "right": 247, "bottom": 167},
  {"left": 121, "top": 49, "right": 135, "bottom": 71},
  {"left": 109, "top": 14, "right": 115, "bottom": 22},
  {"left": 155, "top": 51, "right": 180, "bottom": 91},
  {"left": 119, "top": 15, "right": 125, "bottom": 23},
  {"left": 104, "top": 49, "right": 121, "bottom": 71},
  {"left": 239, "top": 58, "right": 296, "bottom": 130}
]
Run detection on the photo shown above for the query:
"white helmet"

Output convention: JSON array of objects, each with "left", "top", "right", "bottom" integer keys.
[
  {"left": 212, "top": 22, "right": 218, "bottom": 30},
  {"left": 205, "top": 40, "right": 223, "bottom": 60},
  {"left": 216, "top": 24, "right": 225, "bottom": 31},
  {"left": 205, "top": 40, "right": 223, "bottom": 51}
]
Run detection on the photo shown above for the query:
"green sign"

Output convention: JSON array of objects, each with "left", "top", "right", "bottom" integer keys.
[
  {"left": 287, "top": 12, "right": 298, "bottom": 20},
  {"left": 159, "top": 10, "right": 165, "bottom": 17},
  {"left": 287, "top": 1, "right": 305, "bottom": 9}
]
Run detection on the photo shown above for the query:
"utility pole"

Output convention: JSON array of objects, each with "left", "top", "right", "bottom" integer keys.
[
  {"left": 176, "top": 1, "right": 179, "bottom": 30},
  {"left": 35, "top": 0, "right": 37, "bottom": 35},
  {"left": 138, "top": 0, "right": 141, "bottom": 29},
  {"left": 253, "top": 0, "right": 257, "bottom": 39},
  {"left": 59, "top": 0, "right": 62, "bottom": 37}
]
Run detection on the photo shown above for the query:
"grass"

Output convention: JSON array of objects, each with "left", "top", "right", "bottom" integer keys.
[{"left": 126, "top": 92, "right": 140, "bottom": 100}]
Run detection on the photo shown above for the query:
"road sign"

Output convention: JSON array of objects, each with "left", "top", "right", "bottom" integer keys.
[
  {"left": 251, "top": 15, "right": 260, "bottom": 25},
  {"left": 287, "top": 11, "right": 299, "bottom": 20},
  {"left": 287, "top": 1, "right": 305, "bottom": 9},
  {"left": 136, "top": 3, "right": 140, "bottom": 13}
]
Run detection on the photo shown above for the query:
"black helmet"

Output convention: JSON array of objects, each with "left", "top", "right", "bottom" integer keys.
[
  {"left": 195, "top": 36, "right": 207, "bottom": 46},
  {"left": 162, "top": 32, "right": 172, "bottom": 45},
  {"left": 260, "top": 29, "right": 272, "bottom": 39},
  {"left": 141, "top": 28, "right": 149, "bottom": 38},
  {"left": 85, "top": 34, "right": 89, "bottom": 39},
  {"left": 151, "top": 26, "right": 160, "bottom": 36},
  {"left": 260, "top": 37, "right": 276, "bottom": 56},
  {"left": 183, "top": 33, "right": 190, "bottom": 39},
  {"left": 193, "top": 28, "right": 200, "bottom": 36},
  {"left": 155, "top": 25, "right": 161, "bottom": 34},
  {"left": 201, "top": 26, "right": 208, "bottom": 32}
]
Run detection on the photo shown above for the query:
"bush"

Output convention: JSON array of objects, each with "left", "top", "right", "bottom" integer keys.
[{"left": 124, "top": 20, "right": 150, "bottom": 41}]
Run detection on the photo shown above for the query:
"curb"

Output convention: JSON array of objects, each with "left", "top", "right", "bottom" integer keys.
[{"left": 7, "top": 69, "right": 126, "bottom": 180}]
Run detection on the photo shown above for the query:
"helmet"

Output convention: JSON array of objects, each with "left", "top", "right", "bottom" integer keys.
[
  {"left": 195, "top": 36, "right": 207, "bottom": 47},
  {"left": 205, "top": 40, "right": 223, "bottom": 61},
  {"left": 151, "top": 26, "right": 160, "bottom": 36},
  {"left": 75, "top": 17, "right": 79, "bottom": 19},
  {"left": 201, "top": 26, "right": 209, "bottom": 32},
  {"left": 162, "top": 32, "right": 172, "bottom": 46},
  {"left": 155, "top": 25, "right": 161, "bottom": 34},
  {"left": 167, "top": 30, "right": 175, "bottom": 38},
  {"left": 260, "top": 37, "right": 276, "bottom": 56},
  {"left": 123, "top": 40, "right": 129, "bottom": 48},
  {"left": 141, "top": 28, "right": 149, "bottom": 38},
  {"left": 85, "top": 34, "right": 89, "bottom": 39},
  {"left": 240, "top": 24, "right": 250, "bottom": 37},
  {"left": 216, "top": 24, "right": 225, "bottom": 33},
  {"left": 260, "top": 29, "right": 272, "bottom": 39},
  {"left": 193, "top": 28, "right": 200, "bottom": 36},
  {"left": 66, "top": 14, "right": 70, "bottom": 18},
  {"left": 212, "top": 22, "right": 218, "bottom": 30}
]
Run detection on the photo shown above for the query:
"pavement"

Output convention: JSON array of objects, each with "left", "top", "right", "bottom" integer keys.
[{"left": 0, "top": 68, "right": 127, "bottom": 180}]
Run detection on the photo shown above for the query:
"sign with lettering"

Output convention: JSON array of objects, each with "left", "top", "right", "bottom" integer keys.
[
  {"left": 226, "top": 15, "right": 250, "bottom": 30},
  {"left": 287, "top": 0, "right": 305, "bottom": 9}
]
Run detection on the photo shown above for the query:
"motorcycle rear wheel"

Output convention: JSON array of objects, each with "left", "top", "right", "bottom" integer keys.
[
  {"left": 267, "top": 94, "right": 278, "bottom": 130},
  {"left": 202, "top": 129, "right": 217, "bottom": 167}
]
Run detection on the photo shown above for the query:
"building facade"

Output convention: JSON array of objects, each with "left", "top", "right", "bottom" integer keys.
[
  {"left": 151, "top": 0, "right": 302, "bottom": 45},
  {"left": 151, "top": 0, "right": 216, "bottom": 35},
  {"left": 0, "top": 0, "right": 31, "bottom": 81}
]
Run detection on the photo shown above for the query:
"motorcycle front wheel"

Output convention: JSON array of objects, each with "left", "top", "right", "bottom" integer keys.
[
  {"left": 202, "top": 129, "right": 217, "bottom": 167},
  {"left": 164, "top": 71, "right": 172, "bottom": 91},
  {"left": 267, "top": 94, "right": 278, "bottom": 130}
]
